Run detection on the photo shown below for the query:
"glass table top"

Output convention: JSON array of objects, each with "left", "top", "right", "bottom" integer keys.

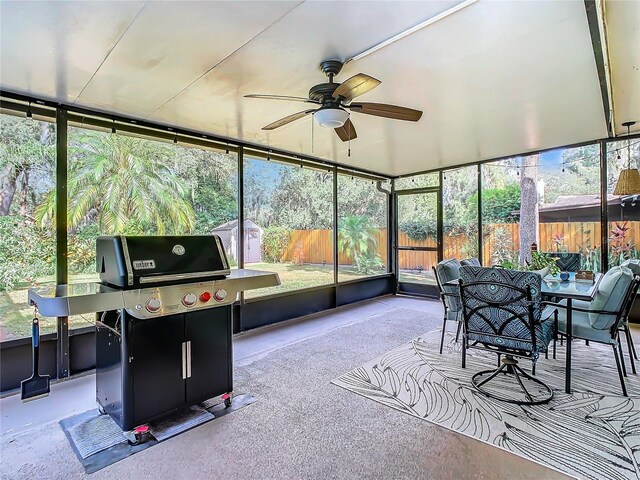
[
  {"left": 541, "top": 272, "right": 602, "bottom": 300},
  {"left": 444, "top": 271, "right": 602, "bottom": 302}
]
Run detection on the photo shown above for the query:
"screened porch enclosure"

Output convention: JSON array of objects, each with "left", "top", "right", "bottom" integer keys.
[
  {"left": 2, "top": 1, "right": 640, "bottom": 479},
  {"left": 0, "top": 0, "right": 638, "bottom": 406},
  {"left": 1, "top": 95, "right": 640, "bottom": 389}
]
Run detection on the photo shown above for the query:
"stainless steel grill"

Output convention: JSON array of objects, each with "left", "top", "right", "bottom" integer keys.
[{"left": 27, "top": 234, "right": 280, "bottom": 436}]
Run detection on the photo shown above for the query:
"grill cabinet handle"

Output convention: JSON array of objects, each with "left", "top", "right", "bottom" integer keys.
[
  {"left": 186, "top": 341, "right": 192, "bottom": 378},
  {"left": 182, "top": 342, "right": 187, "bottom": 380}
]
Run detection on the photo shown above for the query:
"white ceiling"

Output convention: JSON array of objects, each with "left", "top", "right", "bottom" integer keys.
[
  {"left": 0, "top": 0, "right": 636, "bottom": 176},
  {"left": 605, "top": 0, "right": 640, "bottom": 137}
]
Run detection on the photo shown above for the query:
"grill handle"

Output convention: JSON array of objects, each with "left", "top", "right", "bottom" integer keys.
[
  {"left": 186, "top": 341, "right": 192, "bottom": 378},
  {"left": 181, "top": 342, "right": 187, "bottom": 380}
]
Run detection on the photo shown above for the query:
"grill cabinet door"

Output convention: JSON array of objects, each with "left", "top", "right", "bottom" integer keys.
[
  {"left": 185, "top": 307, "right": 232, "bottom": 404},
  {"left": 131, "top": 314, "right": 185, "bottom": 425}
]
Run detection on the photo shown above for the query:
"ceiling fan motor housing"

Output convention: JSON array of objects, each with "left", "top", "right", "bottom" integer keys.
[{"left": 309, "top": 83, "right": 340, "bottom": 104}]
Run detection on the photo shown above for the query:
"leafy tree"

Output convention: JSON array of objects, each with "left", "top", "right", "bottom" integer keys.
[
  {"left": 36, "top": 131, "right": 195, "bottom": 234},
  {"left": 243, "top": 159, "right": 281, "bottom": 227},
  {"left": 396, "top": 186, "right": 437, "bottom": 241},
  {"left": 269, "top": 168, "right": 333, "bottom": 229},
  {"left": 0, "top": 215, "right": 55, "bottom": 290},
  {"left": 399, "top": 219, "right": 436, "bottom": 241},
  {"left": 540, "top": 144, "right": 599, "bottom": 203},
  {"left": 0, "top": 116, "right": 54, "bottom": 216},
  {"left": 466, "top": 184, "right": 520, "bottom": 223},
  {"left": 172, "top": 145, "right": 238, "bottom": 232},
  {"left": 337, "top": 176, "right": 387, "bottom": 228},
  {"left": 0, "top": 116, "right": 56, "bottom": 288},
  {"left": 192, "top": 182, "right": 237, "bottom": 233}
]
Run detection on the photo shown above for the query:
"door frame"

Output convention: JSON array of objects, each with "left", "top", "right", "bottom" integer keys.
[{"left": 394, "top": 186, "right": 443, "bottom": 297}]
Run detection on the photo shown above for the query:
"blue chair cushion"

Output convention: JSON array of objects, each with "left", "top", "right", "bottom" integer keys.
[
  {"left": 436, "top": 259, "right": 462, "bottom": 312},
  {"left": 467, "top": 318, "right": 555, "bottom": 355},
  {"left": 589, "top": 266, "right": 633, "bottom": 329},
  {"left": 460, "top": 266, "right": 553, "bottom": 357},
  {"left": 549, "top": 252, "right": 581, "bottom": 272},
  {"left": 556, "top": 299, "right": 615, "bottom": 344},
  {"left": 622, "top": 259, "right": 640, "bottom": 275},
  {"left": 460, "top": 258, "right": 481, "bottom": 267}
]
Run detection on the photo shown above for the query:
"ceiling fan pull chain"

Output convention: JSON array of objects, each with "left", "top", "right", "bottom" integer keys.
[
  {"left": 348, "top": 117, "right": 351, "bottom": 157},
  {"left": 312, "top": 112, "right": 314, "bottom": 153}
]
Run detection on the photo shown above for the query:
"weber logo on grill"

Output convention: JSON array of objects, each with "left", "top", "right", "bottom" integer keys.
[{"left": 132, "top": 260, "right": 156, "bottom": 270}]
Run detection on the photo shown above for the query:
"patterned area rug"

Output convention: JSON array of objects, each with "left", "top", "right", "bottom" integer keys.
[{"left": 333, "top": 329, "right": 640, "bottom": 480}]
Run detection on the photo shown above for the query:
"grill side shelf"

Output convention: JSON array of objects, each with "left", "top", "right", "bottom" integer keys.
[
  {"left": 26, "top": 270, "right": 280, "bottom": 319},
  {"left": 28, "top": 283, "right": 125, "bottom": 317},
  {"left": 226, "top": 269, "right": 281, "bottom": 289}
]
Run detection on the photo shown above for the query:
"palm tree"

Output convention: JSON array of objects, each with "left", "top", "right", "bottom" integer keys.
[
  {"left": 338, "top": 216, "right": 379, "bottom": 271},
  {"left": 37, "top": 131, "right": 195, "bottom": 234}
]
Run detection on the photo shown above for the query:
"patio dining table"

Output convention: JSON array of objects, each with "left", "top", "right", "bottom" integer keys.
[{"left": 541, "top": 272, "right": 602, "bottom": 393}]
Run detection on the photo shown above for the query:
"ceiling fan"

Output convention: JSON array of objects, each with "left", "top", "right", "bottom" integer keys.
[{"left": 244, "top": 60, "right": 423, "bottom": 142}]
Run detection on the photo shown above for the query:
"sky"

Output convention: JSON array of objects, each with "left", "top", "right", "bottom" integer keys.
[{"left": 539, "top": 148, "right": 564, "bottom": 168}]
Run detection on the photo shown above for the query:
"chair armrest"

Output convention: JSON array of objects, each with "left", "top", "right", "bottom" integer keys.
[
  {"left": 541, "top": 300, "right": 563, "bottom": 309},
  {"left": 543, "top": 301, "right": 618, "bottom": 316},
  {"left": 440, "top": 291, "right": 460, "bottom": 299}
]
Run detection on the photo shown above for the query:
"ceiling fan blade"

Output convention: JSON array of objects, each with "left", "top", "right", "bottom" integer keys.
[
  {"left": 332, "top": 74, "right": 381, "bottom": 101},
  {"left": 348, "top": 102, "right": 422, "bottom": 122},
  {"left": 334, "top": 118, "right": 357, "bottom": 142},
  {"left": 245, "top": 94, "right": 319, "bottom": 104},
  {"left": 262, "top": 109, "right": 316, "bottom": 130}
]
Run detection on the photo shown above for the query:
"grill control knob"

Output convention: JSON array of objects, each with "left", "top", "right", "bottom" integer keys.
[
  {"left": 214, "top": 289, "right": 227, "bottom": 302},
  {"left": 182, "top": 293, "right": 197, "bottom": 307},
  {"left": 199, "top": 291, "right": 212, "bottom": 303},
  {"left": 145, "top": 298, "right": 162, "bottom": 313}
]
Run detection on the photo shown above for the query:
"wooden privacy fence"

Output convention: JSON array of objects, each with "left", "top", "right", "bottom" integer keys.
[
  {"left": 283, "top": 229, "right": 388, "bottom": 265},
  {"left": 481, "top": 222, "right": 603, "bottom": 263},
  {"left": 280, "top": 221, "right": 638, "bottom": 269}
]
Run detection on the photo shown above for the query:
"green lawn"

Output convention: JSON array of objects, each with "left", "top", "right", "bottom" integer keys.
[
  {"left": 0, "top": 273, "right": 102, "bottom": 341},
  {"left": 398, "top": 269, "right": 437, "bottom": 285},
  {"left": 244, "top": 262, "right": 387, "bottom": 298},
  {"left": 0, "top": 287, "right": 59, "bottom": 340}
]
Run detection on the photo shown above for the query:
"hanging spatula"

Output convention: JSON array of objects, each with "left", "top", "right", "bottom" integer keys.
[{"left": 21, "top": 317, "right": 50, "bottom": 402}]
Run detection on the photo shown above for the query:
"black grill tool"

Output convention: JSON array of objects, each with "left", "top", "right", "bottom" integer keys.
[{"left": 21, "top": 316, "right": 50, "bottom": 402}]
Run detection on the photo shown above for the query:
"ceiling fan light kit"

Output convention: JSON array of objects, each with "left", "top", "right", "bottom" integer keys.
[
  {"left": 314, "top": 107, "right": 349, "bottom": 128},
  {"left": 244, "top": 60, "right": 423, "bottom": 144}
]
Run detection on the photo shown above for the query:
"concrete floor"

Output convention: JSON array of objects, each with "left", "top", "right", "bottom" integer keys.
[{"left": 0, "top": 295, "right": 569, "bottom": 479}]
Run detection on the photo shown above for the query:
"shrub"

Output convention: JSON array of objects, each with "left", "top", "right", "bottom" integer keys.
[
  {"left": 0, "top": 216, "right": 55, "bottom": 290},
  {"left": 261, "top": 226, "right": 291, "bottom": 263},
  {"left": 354, "top": 251, "right": 384, "bottom": 274},
  {"left": 227, "top": 256, "right": 238, "bottom": 268},
  {"left": 466, "top": 184, "right": 520, "bottom": 223},
  {"left": 490, "top": 226, "right": 517, "bottom": 266},
  {"left": 399, "top": 219, "right": 436, "bottom": 241},
  {"left": 68, "top": 223, "right": 100, "bottom": 274}
]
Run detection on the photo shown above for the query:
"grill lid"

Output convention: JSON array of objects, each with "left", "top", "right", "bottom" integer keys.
[{"left": 97, "top": 235, "right": 230, "bottom": 288}]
